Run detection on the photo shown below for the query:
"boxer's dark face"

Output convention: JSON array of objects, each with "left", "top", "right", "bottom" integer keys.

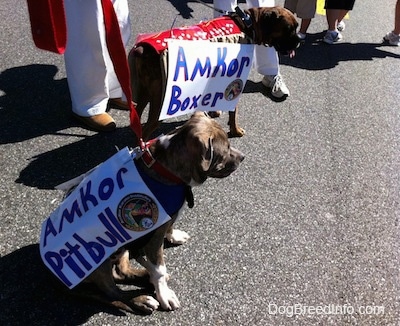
[{"left": 251, "top": 7, "right": 300, "bottom": 55}]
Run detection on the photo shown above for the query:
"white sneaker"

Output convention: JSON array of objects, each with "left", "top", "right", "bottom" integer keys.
[
  {"left": 383, "top": 31, "right": 400, "bottom": 46},
  {"left": 323, "top": 30, "right": 343, "bottom": 44},
  {"left": 262, "top": 74, "right": 290, "bottom": 99},
  {"left": 297, "top": 32, "right": 306, "bottom": 41},
  {"left": 337, "top": 20, "right": 345, "bottom": 32}
]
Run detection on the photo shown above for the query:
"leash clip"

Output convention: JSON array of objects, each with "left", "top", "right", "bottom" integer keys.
[{"left": 234, "top": 6, "right": 252, "bottom": 28}]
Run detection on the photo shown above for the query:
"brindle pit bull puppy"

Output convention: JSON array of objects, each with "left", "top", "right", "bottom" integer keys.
[
  {"left": 129, "top": 6, "right": 300, "bottom": 140},
  {"left": 73, "top": 112, "right": 244, "bottom": 314}
]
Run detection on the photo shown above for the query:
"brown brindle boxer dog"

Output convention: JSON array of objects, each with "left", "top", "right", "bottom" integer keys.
[
  {"left": 72, "top": 112, "right": 244, "bottom": 314},
  {"left": 129, "top": 6, "right": 299, "bottom": 140}
]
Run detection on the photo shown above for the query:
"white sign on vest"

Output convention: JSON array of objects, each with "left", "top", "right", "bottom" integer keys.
[
  {"left": 159, "top": 39, "right": 254, "bottom": 120},
  {"left": 39, "top": 147, "right": 171, "bottom": 289}
]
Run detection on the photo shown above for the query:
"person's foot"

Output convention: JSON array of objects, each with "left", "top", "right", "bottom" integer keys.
[
  {"left": 262, "top": 74, "right": 290, "bottom": 99},
  {"left": 337, "top": 20, "right": 346, "bottom": 32},
  {"left": 383, "top": 31, "right": 400, "bottom": 46},
  {"left": 108, "top": 98, "right": 130, "bottom": 110},
  {"left": 323, "top": 30, "right": 343, "bottom": 44},
  {"left": 73, "top": 112, "right": 116, "bottom": 132},
  {"left": 297, "top": 32, "right": 306, "bottom": 41}
]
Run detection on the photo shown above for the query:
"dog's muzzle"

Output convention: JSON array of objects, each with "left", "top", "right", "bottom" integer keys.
[{"left": 270, "top": 34, "right": 301, "bottom": 55}]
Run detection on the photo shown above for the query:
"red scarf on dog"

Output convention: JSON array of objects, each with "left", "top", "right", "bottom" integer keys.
[{"left": 135, "top": 17, "right": 243, "bottom": 54}]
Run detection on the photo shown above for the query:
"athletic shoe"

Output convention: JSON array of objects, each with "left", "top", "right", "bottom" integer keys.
[
  {"left": 262, "top": 74, "right": 290, "bottom": 99},
  {"left": 323, "top": 30, "right": 343, "bottom": 44},
  {"left": 297, "top": 32, "right": 306, "bottom": 42},
  {"left": 337, "top": 20, "right": 345, "bottom": 32},
  {"left": 383, "top": 31, "right": 400, "bottom": 46}
]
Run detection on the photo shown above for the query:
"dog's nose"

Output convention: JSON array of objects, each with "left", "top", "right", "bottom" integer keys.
[{"left": 236, "top": 151, "right": 245, "bottom": 162}]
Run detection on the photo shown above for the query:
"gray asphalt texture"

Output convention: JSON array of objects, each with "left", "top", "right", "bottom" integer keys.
[{"left": 1, "top": 0, "right": 400, "bottom": 325}]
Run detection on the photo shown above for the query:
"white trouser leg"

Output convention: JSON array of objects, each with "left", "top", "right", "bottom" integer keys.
[
  {"left": 246, "top": 0, "right": 279, "bottom": 76},
  {"left": 64, "top": 0, "right": 131, "bottom": 117},
  {"left": 213, "top": 0, "right": 237, "bottom": 17}
]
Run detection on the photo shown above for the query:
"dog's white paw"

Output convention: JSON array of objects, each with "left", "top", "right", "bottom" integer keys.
[
  {"left": 166, "top": 229, "right": 190, "bottom": 245},
  {"left": 157, "top": 286, "right": 180, "bottom": 311},
  {"left": 131, "top": 295, "right": 160, "bottom": 314},
  {"left": 143, "top": 295, "right": 160, "bottom": 310}
]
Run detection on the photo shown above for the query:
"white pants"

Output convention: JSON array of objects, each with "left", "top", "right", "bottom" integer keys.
[
  {"left": 213, "top": 0, "right": 279, "bottom": 76},
  {"left": 64, "top": 0, "right": 131, "bottom": 117}
]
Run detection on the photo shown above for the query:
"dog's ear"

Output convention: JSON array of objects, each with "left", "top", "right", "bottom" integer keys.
[
  {"left": 250, "top": 7, "right": 284, "bottom": 46},
  {"left": 201, "top": 137, "right": 214, "bottom": 172},
  {"left": 261, "top": 8, "right": 280, "bottom": 43}
]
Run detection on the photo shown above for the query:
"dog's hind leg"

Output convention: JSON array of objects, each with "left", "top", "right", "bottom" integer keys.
[
  {"left": 228, "top": 107, "right": 245, "bottom": 137},
  {"left": 85, "top": 258, "right": 159, "bottom": 314},
  {"left": 142, "top": 87, "right": 163, "bottom": 140},
  {"left": 112, "top": 248, "right": 150, "bottom": 286}
]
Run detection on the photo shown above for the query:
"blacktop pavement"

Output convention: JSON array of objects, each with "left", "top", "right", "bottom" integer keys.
[{"left": 1, "top": 0, "right": 400, "bottom": 325}]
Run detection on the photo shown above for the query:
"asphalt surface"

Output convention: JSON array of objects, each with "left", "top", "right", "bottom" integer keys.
[{"left": 1, "top": 0, "right": 400, "bottom": 325}]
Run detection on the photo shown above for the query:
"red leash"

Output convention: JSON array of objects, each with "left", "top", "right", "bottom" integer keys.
[
  {"left": 101, "top": 1, "right": 186, "bottom": 184},
  {"left": 101, "top": 0, "right": 142, "bottom": 140}
]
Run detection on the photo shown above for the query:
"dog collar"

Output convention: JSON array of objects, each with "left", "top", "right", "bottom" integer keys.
[{"left": 139, "top": 139, "right": 185, "bottom": 185}]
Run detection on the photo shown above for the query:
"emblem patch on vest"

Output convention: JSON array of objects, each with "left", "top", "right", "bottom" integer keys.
[
  {"left": 117, "top": 193, "right": 159, "bottom": 231},
  {"left": 224, "top": 79, "right": 244, "bottom": 101}
]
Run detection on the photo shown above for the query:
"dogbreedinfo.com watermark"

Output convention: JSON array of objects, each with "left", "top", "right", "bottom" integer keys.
[{"left": 268, "top": 303, "right": 385, "bottom": 317}]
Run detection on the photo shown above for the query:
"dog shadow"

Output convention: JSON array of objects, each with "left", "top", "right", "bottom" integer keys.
[
  {"left": 15, "top": 126, "right": 137, "bottom": 189},
  {"left": 0, "top": 64, "right": 75, "bottom": 144},
  {"left": 280, "top": 34, "right": 400, "bottom": 70},
  {"left": 0, "top": 244, "right": 156, "bottom": 325},
  {"left": 15, "top": 119, "right": 185, "bottom": 190}
]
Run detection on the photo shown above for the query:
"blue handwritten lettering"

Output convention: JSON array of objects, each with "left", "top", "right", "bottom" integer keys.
[
  {"left": 212, "top": 47, "right": 227, "bottom": 77},
  {"left": 190, "top": 57, "right": 211, "bottom": 80},
  {"left": 43, "top": 218, "right": 57, "bottom": 247},
  {"left": 189, "top": 94, "right": 201, "bottom": 110},
  {"left": 173, "top": 45, "right": 250, "bottom": 82},
  {"left": 98, "top": 211, "right": 126, "bottom": 243},
  {"left": 59, "top": 200, "right": 83, "bottom": 233},
  {"left": 98, "top": 178, "right": 114, "bottom": 201},
  {"left": 116, "top": 167, "right": 128, "bottom": 189},
  {"left": 44, "top": 251, "right": 72, "bottom": 287},
  {"left": 73, "top": 233, "right": 105, "bottom": 264},
  {"left": 227, "top": 58, "right": 239, "bottom": 77},
  {"left": 167, "top": 86, "right": 224, "bottom": 115},
  {"left": 65, "top": 242, "right": 92, "bottom": 271},
  {"left": 236, "top": 56, "right": 250, "bottom": 77},
  {"left": 104, "top": 207, "right": 132, "bottom": 241},
  {"left": 173, "top": 47, "right": 188, "bottom": 81},
  {"left": 211, "top": 92, "right": 223, "bottom": 107},
  {"left": 201, "top": 93, "right": 212, "bottom": 106},
  {"left": 167, "top": 86, "right": 182, "bottom": 115},
  {"left": 43, "top": 205, "right": 132, "bottom": 287},
  {"left": 80, "top": 181, "right": 99, "bottom": 212},
  {"left": 60, "top": 247, "right": 86, "bottom": 278}
]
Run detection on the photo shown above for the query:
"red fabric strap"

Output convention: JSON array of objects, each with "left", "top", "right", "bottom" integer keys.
[
  {"left": 27, "top": 0, "right": 67, "bottom": 54},
  {"left": 100, "top": 0, "right": 142, "bottom": 139}
]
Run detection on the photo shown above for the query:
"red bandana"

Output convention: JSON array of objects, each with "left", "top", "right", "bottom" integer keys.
[{"left": 135, "top": 16, "right": 243, "bottom": 53}]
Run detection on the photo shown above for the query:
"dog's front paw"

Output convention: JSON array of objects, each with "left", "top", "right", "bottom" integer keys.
[
  {"left": 130, "top": 295, "right": 160, "bottom": 314},
  {"left": 157, "top": 287, "right": 180, "bottom": 311},
  {"left": 208, "top": 111, "right": 221, "bottom": 118},
  {"left": 228, "top": 126, "right": 245, "bottom": 138},
  {"left": 166, "top": 229, "right": 190, "bottom": 245}
]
